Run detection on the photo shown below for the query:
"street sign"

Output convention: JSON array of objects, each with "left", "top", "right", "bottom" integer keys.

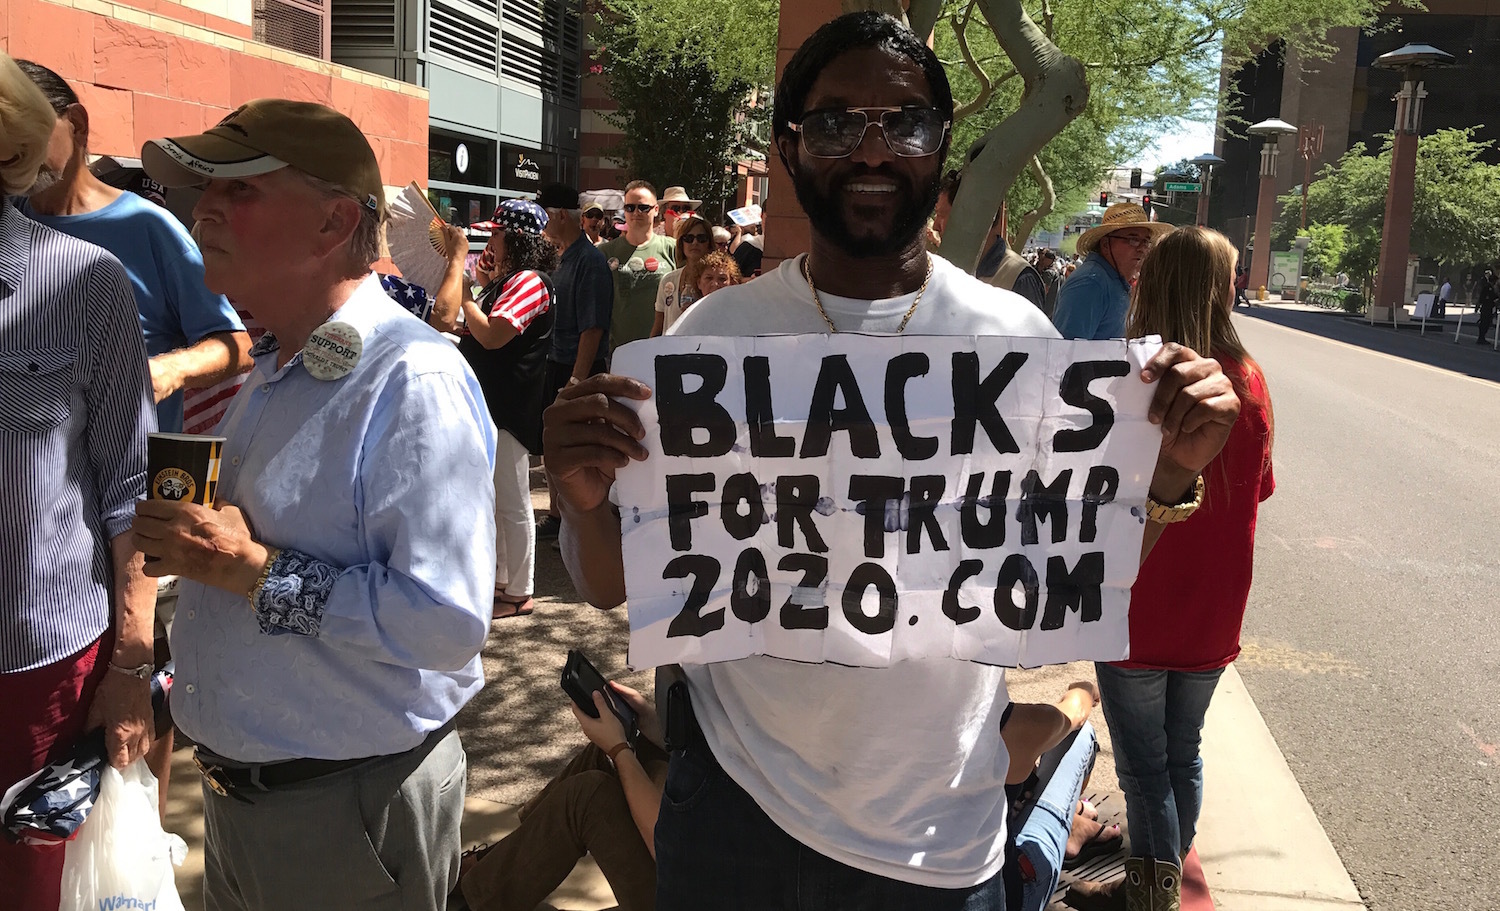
[{"left": 1163, "top": 181, "right": 1202, "bottom": 193}]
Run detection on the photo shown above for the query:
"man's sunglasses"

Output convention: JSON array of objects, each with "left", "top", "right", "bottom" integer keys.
[
  {"left": 582, "top": 212, "right": 603, "bottom": 220},
  {"left": 679, "top": 232, "right": 712, "bottom": 244},
  {"left": 622, "top": 203, "right": 656, "bottom": 214},
  {"left": 788, "top": 106, "right": 949, "bottom": 159}
]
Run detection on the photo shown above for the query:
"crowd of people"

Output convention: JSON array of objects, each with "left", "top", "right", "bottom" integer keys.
[{"left": 1, "top": 9, "right": 1275, "bottom": 911}]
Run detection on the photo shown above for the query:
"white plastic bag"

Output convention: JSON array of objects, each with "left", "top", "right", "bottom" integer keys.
[{"left": 59, "top": 758, "right": 188, "bottom": 911}]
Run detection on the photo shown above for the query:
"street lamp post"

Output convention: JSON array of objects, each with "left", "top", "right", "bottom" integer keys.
[
  {"left": 1190, "top": 152, "right": 1225, "bottom": 227},
  {"left": 1247, "top": 118, "right": 1299, "bottom": 297},
  {"left": 1372, "top": 43, "right": 1453, "bottom": 323}
]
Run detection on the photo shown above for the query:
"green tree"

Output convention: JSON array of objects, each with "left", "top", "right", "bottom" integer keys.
[
  {"left": 590, "top": 0, "right": 776, "bottom": 214},
  {"left": 886, "top": 0, "right": 1410, "bottom": 270},
  {"left": 1272, "top": 128, "right": 1500, "bottom": 291}
]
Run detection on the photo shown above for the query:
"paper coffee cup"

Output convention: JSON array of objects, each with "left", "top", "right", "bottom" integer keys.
[{"left": 147, "top": 433, "right": 226, "bottom": 506}]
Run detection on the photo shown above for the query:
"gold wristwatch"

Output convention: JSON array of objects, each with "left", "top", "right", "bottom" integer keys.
[{"left": 1144, "top": 475, "right": 1205, "bottom": 524}]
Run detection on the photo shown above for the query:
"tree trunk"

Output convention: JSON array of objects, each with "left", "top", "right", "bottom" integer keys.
[
  {"left": 938, "top": 0, "right": 1088, "bottom": 273},
  {"left": 837, "top": 0, "right": 942, "bottom": 39},
  {"left": 1011, "top": 155, "right": 1056, "bottom": 249}
]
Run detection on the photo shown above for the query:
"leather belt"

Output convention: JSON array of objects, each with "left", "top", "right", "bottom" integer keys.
[{"left": 194, "top": 750, "right": 370, "bottom": 800}]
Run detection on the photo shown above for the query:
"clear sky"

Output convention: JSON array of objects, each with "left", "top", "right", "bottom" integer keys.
[{"left": 1137, "top": 117, "right": 1218, "bottom": 170}]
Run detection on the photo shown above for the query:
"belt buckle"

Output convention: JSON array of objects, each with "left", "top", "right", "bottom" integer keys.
[{"left": 194, "top": 753, "right": 234, "bottom": 798}]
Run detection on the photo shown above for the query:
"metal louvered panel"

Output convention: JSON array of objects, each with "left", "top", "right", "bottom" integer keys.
[
  {"left": 431, "top": 0, "right": 500, "bottom": 73},
  {"left": 501, "top": 0, "right": 544, "bottom": 34},
  {"left": 500, "top": 30, "right": 544, "bottom": 87},
  {"left": 254, "top": 0, "right": 330, "bottom": 58},
  {"left": 543, "top": 0, "right": 580, "bottom": 59},
  {"left": 331, "top": 0, "right": 396, "bottom": 49}
]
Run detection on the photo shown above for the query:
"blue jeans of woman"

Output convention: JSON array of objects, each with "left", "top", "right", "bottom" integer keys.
[{"left": 1093, "top": 664, "right": 1225, "bottom": 862}]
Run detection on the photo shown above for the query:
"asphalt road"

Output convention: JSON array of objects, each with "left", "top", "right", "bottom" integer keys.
[{"left": 1232, "top": 307, "right": 1500, "bottom": 911}]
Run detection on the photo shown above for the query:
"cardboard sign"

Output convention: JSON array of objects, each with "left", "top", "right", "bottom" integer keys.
[{"left": 610, "top": 334, "right": 1165, "bottom": 670}]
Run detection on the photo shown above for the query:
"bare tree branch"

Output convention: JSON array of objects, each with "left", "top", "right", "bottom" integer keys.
[
  {"left": 939, "top": 0, "right": 1089, "bottom": 272},
  {"left": 1039, "top": 0, "right": 1055, "bottom": 41},
  {"left": 951, "top": 1, "right": 995, "bottom": 121},
  {"left": 1012, "top": 155, "right": 1057, "bottom": 247}
]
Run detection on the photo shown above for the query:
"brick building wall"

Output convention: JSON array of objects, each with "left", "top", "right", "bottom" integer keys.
[{"left": 2, "top": 0, "right": 430, "bottom": 188}]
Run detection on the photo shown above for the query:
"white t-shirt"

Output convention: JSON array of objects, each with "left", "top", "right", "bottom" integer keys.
[
  {"left": 665, "top": 253, "right": 1060, "bottom": 888},
  {"left": 653, "top": 267, "right": 698, "bottom": 331}
]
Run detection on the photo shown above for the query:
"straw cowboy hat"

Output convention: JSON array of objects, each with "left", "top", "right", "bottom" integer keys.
[
  {"left": 1076, "top": 202, "right": 1174, "bottom": 255},
  {"left": 660, "top": 186, "right": 702, "bottom": 210}
]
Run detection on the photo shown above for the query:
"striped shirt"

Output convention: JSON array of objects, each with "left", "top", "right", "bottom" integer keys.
[
  {"left": 487, "top": 270, "right": 550, "bottom": 332},
  {"left": 182, "top": 309, "right": 266, "bottom": 434},
  {"left": 0, "top": 200, "right": 155, "bottom": 672}
]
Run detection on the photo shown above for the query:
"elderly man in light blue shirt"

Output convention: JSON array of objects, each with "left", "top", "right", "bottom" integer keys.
[
  {"left": 131, "top": 100, "right": 496, "bottom": 911},
  {"left": 1052, "top": 203, "right": 1172, "bottom": 339}
]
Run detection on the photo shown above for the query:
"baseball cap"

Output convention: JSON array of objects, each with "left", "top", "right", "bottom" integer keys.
[
  {"left": 472, "top": 198, "right": 548, "bottom": 235},
  {"left": 582, "top": 202, "right": 604, "bottom": 217},
  {"left": 141, "top": 99, "right": 386, "bottom": 217},
  {"left": 536, "top": 182, "right": 580, "bottom": 210}
]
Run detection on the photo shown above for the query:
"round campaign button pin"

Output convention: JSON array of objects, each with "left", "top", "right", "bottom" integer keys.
[
  {"left": 644, "top": 257, "right": 660, "bottom": 273},
  {"left": 303, "top": 321, "right": 363, "bottom": 381}
]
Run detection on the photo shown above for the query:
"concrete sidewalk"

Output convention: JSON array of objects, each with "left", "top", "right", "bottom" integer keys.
[{"left": 1196, "top": 665, "right": 1366, "bottom": 911}]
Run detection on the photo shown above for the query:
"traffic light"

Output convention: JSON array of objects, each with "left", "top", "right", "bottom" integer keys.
[
  {"left": 1130, "top": 168, "right": 1142, "bottom": 189},
  {"left": 1099, "top": 191, "right": 1109, "bottom": 208},
  {"left": 1142, "top": 194, "right": 1153, "bottom": 217}
]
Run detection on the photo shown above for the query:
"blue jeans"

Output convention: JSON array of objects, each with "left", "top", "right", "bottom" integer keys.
[
  {"left": 1093, "top": 664, "right": 1225, "bottom": 862},
  {"left": 654, "top": 739, "right": 1005, "bottom": 910},
  {"left": 1010, "top": 722, "right": 1097, "bottom": 911}
]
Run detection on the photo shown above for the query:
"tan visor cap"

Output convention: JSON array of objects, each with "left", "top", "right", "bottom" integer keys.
[{"left": 141, "top": 98, "right": 386, "bottom": 217}]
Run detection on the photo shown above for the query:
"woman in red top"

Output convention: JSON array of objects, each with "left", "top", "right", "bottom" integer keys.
[{"left": 1072, "top": 227, "right": 1275, "bottom": 911}]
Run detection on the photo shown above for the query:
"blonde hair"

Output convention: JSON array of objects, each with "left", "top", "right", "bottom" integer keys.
[
  {"left": 0, "top": 52, "right": 56, "bottom": 195},
  {"left": 1129, "top": 226, "right": 1273, "bottom": 456}
]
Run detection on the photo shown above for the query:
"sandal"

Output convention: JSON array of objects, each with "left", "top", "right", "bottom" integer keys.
[
  {"left": 492, "top": 595, "right": 534, "bottom": 619},
  {"left": 1063, "top": 818, "right": 1123, "bottom": 870}
]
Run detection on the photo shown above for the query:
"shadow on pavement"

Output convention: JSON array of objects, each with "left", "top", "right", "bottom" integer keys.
[{"left": 1235, "top": 305, "right": 1500, "bottom": 385}]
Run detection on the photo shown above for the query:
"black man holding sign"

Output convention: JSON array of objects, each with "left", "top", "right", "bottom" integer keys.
[{"left": 541, "top": 12, "right": 1239, "bottom": 909}]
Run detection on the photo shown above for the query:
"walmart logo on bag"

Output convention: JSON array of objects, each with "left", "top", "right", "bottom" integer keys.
[{"left": 99, "top": 897, "right": 157, "bottom": 911}]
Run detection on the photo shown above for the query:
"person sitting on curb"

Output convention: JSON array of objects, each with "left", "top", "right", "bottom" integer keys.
[{"left": 453, "top": 682, "right": 664, "bottom": 911}]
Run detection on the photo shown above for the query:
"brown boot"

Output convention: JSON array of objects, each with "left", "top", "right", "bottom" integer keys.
[
  {"left": 1149, "top": 856, "right": 1182, "bottom": 911},
  {"left": 1063, "top": 857, "right": 1152, "bottom": 911}
]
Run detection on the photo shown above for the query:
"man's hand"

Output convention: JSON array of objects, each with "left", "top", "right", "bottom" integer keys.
[
  {"left": 571, "top": 690, "right": 630, "bottom": 752},
  {"left": 1141, "top": 342, "right": 1241, "bottom": 500},
  {"left": 132, "top": 500, "right": 270, "bottom": 595},
  {"left": 85, "top": 671, "right": 152, "bottom": 768},
  {"left": 609, "top": 682, "right": 663, "bottom": 748},
  {"left": 147, "top": 356, "right": 182, "bottom": 403},
  {"left": 542, "top": 374, "right": 652, "bottom": 514}
]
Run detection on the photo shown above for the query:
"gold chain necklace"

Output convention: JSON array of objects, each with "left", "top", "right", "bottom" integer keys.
[{"left": 802, "top": 254, "right": 933, "bottom": 334}]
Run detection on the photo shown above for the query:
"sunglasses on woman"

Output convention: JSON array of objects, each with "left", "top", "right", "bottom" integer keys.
[
  {"left": 622, "top": 203, "right": 656, "bottom": 214},
  {"left": 679, "top": 232, "right": 712, "bottom": 244},
  {"left": 788, "top": 106, "right": 949, "bottom": 159}
]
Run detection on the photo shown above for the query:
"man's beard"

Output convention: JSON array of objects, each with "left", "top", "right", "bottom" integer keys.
[
  {"left": 22, "top": 166, "right": 62, "bottom": 197},
  {"left": 789, "top": 165, "right": 941, "bottom": 258}
]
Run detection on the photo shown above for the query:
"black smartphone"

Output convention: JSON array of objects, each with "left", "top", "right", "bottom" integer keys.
[{"left": 561, "top": 649, "right": 639, "bottom": 746}]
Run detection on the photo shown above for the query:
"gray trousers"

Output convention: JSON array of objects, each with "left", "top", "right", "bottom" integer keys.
[{"left": 201, "top": 727, "right": 467, "bottom": 911}]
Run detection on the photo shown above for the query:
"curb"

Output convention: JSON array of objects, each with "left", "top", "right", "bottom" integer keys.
[{"left": 1196, "top": 665, "right": 1366, "bottom": 910}]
